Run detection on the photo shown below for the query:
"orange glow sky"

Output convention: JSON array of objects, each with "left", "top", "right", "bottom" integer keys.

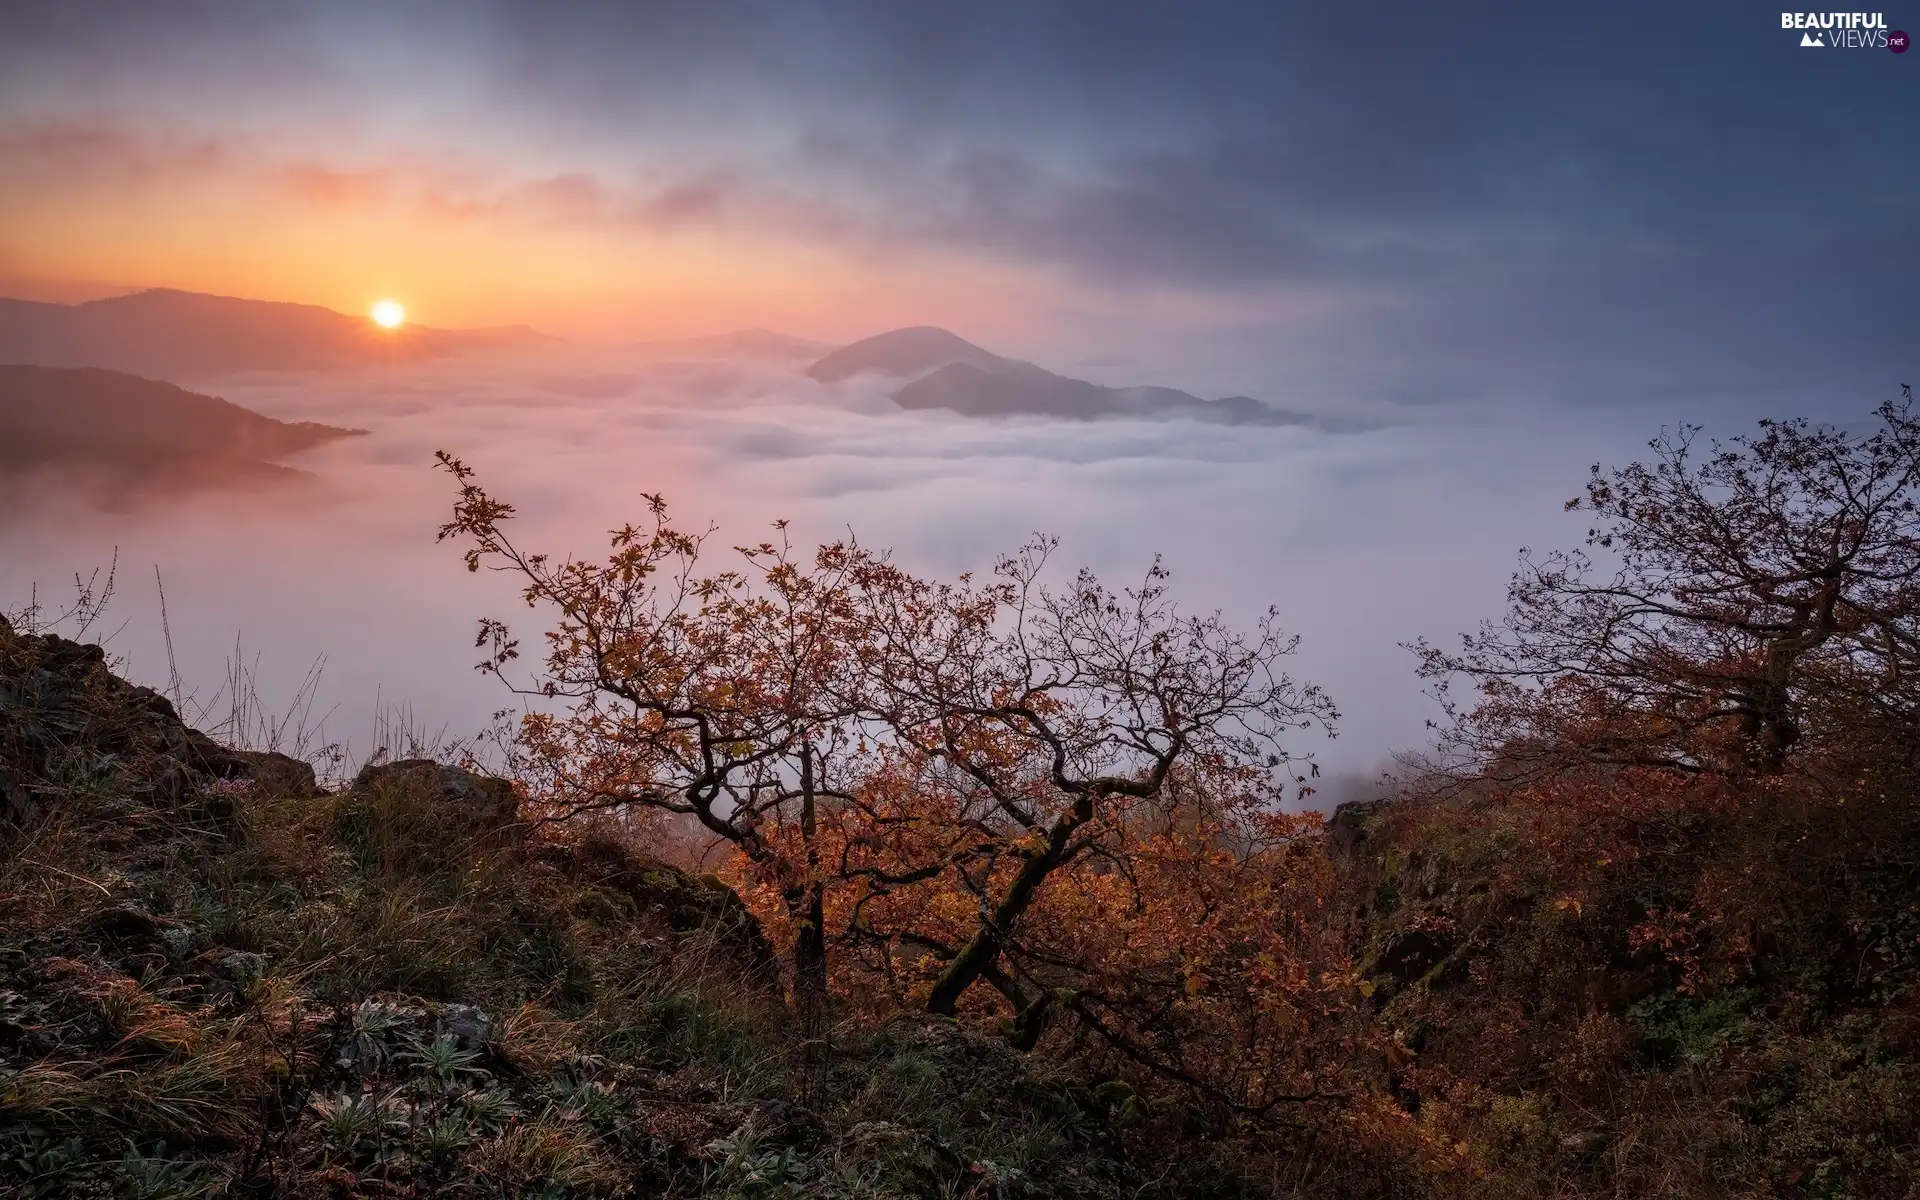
[{"left": 0, "top": 124, "right": 1072, "bottom": 342}]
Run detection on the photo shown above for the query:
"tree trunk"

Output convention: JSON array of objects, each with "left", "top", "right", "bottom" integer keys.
[
  {"left": 793, "top": 746, "right": 831, "bottom": 1099},
  {"left": 926, "top": 789, "right": 1095, "bottom": 1016},
  {"left": 791, "top": 881, "right": 829, "bottom": 1095}
]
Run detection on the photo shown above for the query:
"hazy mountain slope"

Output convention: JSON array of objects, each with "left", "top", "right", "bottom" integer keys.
[
  {"left": 890, "top": 355, "right": 1320, "bottom": 425},
  {"left": 0, "top": 288, "right": 558, "bottom": 381},
  {"left": 804, "top": 325, "right": 1009, "bottom": 382},
  {"left": 0, "top": 365, "right": 365, "bottom": 494},
  {"left": 892, "top": 360, "right": 1117, "bottom": 418}
]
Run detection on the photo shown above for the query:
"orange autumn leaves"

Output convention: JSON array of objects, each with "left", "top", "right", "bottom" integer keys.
[
  {"left": 434, "top": 385, "right": 1920, "bottom": 1124},
  {"left": 435, "top": 450, "right": 1343, "bottom": 1105}
]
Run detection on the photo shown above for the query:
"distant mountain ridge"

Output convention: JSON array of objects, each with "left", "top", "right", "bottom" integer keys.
[
  {"left": 809, "top": 327, "right": 1338, "bottom": 426},
  {"left": 0, "top": 288, "right": 560, "bottom": 382},
  {"left": 0, "top": 365, "right": 366, "bottom": 496}
]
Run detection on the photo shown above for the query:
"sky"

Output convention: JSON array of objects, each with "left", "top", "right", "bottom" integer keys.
[
  {"left": 0, "top": 1, "right": 1914, "bottom": 792},
  {"left": 2, "top": 1, "right": 1913, "bottom": 400}
]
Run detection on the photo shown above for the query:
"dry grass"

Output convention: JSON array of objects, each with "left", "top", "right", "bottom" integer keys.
[{"left": 12, "top": 599, "right": 1916, "bottom": 1197}]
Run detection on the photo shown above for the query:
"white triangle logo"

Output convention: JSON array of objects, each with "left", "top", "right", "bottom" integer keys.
[{"left": 1800, "top": 31, "right": 1824, "bottom": 46}]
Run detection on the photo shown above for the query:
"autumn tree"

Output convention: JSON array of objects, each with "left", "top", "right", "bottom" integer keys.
[
  {"left": 840, "top": 798, "right": 1357, "bottom": 1115},
  {"left": 1414, "top": 393, "right": 1920, "bottom": 781},
  {"left": 437, "top": 456, "right": 1337, "bottom": 1101},
  {"left": 435, "top": 453, "right": 879, "bottom": 1068},
  {"left": 839, "top": 539, "right": 1337, "bottom": 1027}
]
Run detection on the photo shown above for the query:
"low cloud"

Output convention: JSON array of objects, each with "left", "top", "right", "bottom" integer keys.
[
  {"left": 0, "top": 118, "right": 229, "bottom": 186},
  {"left": 275, "top": 164, "right": 394, "bottom": 209},
  {"left": 0, "top": 341, "right": 1726, "bottom": 788}
]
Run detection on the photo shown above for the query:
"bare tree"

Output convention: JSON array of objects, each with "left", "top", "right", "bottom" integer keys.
[
  {"left": 1413, "top": 393, "right": 1920, "bottom": 779},
  {"left": 844, "top": 538, "right": 1336, "bottom": 1018},
  {"left": 438, "top": 456, "right": 1335, "bottom": 1060},
  {"left": 435, "top": 453, "right": 874, "bottom": 1082}
]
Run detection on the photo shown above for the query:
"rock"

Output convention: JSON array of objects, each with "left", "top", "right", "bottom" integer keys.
[
  {"left": 1326, "top": 799, "right": 1385, "bottom": 857},
  {"left": 549, "top": 835, "right": 779, "bottom": 981},
  {"left": 84, "top": 904, "right": 162, "bottom": 943},
  {"left": 140, "top": 705, "right": 321, "bottom": 798},
  {"left": 351, "top": 759, "right": 521, "bottom": 839},
  {"left": 0, "top": 626, "right": 300, "bottom": 828},
  {"left": 134, "top": 760, "right": 191, "bottom": 808},
  {"left": 436, "top": 1003, "right": 497, "bottom": 1048},
  {"left": 160, "top": 926, "right": 198, "bottom": 960},
  {"left": 223, "top": 749, "right": 321, "bottom": 799},
  {"left": 220, "top": 951, "right": 268, "bottom": 989}
]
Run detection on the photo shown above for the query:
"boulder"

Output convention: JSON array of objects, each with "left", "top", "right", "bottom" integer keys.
[
  {"left": 435, "top": 1002, "right": 498, "bottom": 1049},
  {"left": 119, "top": 688, "right": 319, "bottom": 797},
  {"left": 547, "top": 834, "right": 780, "bottom": 981},
  {"left": 220, "top": 749, "right": 321, "bottom": 799}
]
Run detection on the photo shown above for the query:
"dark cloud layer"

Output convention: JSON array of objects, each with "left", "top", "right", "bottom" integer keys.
[{"left": 3, "top": 1, "right": 1911, "bottom": 413}]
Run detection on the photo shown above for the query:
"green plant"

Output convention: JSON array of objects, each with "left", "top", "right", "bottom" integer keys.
[
  {"left": 116, "top": 1142, "right": 211, "bottom": 1200},
  {"left": 402, "top": 1032, "right": 484, "bottom": 1087},
  {"left": 1628, "top": 988, "right": 1755, "bottom": 1067},
  {"left": 417, "top": 1114, "right": 472, "bottom": 1162}
]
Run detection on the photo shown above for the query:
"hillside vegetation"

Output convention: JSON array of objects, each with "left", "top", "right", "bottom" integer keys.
[{"left": 2, "top": 392, "right": 1918, "bottom": 1198}]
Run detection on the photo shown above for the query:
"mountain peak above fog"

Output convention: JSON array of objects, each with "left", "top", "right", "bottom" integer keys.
[
  {"left": 805, "top": 326, "right": 1009, "bottom": 382},
  {"left": 809, "top": 327, "right": 1349, "bottom": 428}
]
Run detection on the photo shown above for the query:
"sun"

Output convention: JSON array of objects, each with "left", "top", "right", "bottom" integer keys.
[{"left": 370, "top": 298, "right": 407, "bottom": 329}]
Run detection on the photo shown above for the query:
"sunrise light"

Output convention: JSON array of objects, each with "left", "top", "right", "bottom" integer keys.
[{"left": 370, "top": 298, "right": 406, "bottom": 329}]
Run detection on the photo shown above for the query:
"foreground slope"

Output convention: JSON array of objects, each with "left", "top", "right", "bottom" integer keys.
[
  {"left": 1321, "top": 768, "right": 1920, "bottom": 1197},
  {"left": 0, "top": 617, "right": 1182, "bottom": 1199}
]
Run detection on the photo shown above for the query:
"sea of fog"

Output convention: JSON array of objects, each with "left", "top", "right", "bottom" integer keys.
[{"left": 0, "top": 343, "right": 1729, "bottom": 800}]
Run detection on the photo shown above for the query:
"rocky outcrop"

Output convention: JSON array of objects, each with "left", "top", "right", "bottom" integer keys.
[
  {"left": 350, "top": 758, "right": 521, "bottom": 840},
  {"left": 0, "top": 615, "right": 321, "bottom": 825},
  {"left": 220, "top": 748, "right": 321, "bottom": 799},
  {"left": 1326, "top": 798, "right": 1387, "bottom": 858},
  {"left": 543, "top": 833, "right": 780, "bottom": 981}
]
